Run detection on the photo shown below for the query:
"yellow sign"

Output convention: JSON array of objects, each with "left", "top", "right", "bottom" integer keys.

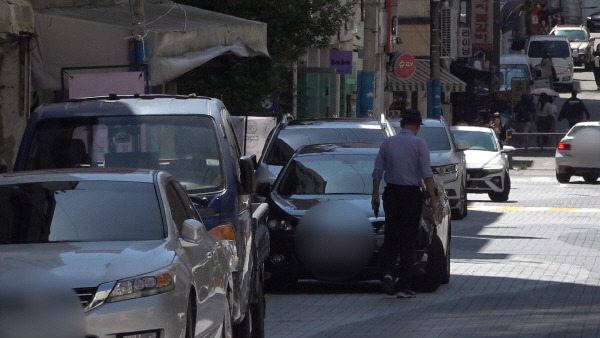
[{"left": 511, "top": 79, "right": 528, "bottom": 110}]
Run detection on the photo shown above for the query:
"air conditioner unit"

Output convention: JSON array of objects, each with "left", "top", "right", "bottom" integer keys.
[{"left": 440, "top": 8, "right": 457, "bottom": 59}]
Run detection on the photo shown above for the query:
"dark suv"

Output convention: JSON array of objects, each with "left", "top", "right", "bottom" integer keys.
[
  {"left": 12, "top": 94, "right": 268, "bottom": 337},
  {"left": 255, "top": 117, "right": 395, "bottom": 191}
]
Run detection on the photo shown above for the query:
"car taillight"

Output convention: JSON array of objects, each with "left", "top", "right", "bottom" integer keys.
[{"left": 557, "top": 142, "right": 571, "bottom": 150}]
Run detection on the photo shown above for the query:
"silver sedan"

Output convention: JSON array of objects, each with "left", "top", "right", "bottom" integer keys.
[{"left": 0, "top": 169, "right": 233, "bottom": 338}]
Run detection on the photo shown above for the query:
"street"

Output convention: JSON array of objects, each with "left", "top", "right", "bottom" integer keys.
[{"left": 264, "top": 70, "right": 600, "bottom": 337}]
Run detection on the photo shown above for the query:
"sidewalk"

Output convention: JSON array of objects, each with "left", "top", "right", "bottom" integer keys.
[{"left": 511, "top": 148, "right": 555, "bottom": 170}]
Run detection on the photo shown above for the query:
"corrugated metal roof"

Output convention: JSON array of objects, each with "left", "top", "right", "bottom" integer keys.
[{"left": 386, "top": 60, "right": 466, "bottom": 92}]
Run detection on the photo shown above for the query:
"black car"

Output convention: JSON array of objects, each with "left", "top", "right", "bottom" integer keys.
[
  {"left": 587, "top": 11, "right": 600, "bottom": 33},
  {"left": 258, "top": 143, "right": 452, "bottom": 292},
  {"left": 255, "top": 117, "right": 395, "bottom": 192}
]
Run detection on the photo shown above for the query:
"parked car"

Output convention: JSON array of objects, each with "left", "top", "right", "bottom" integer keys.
[
  {"left": 549, "top": 24, "right": 595, "bottom": 69},
  {"left": 555, "top": 121, "right": 600, "bottom": 183},
  {"left": 450, "top": 126, "right": 515, "bottom": 202},
  {"left": 11, "top": 94, "right": 268, "bottom": 337},
  {"left": 586, "top": 11, "right": 600, "bottom": 33},
  {"left": 391, "top": 118, "right": 470, "bottom": 220},
  {"left": 0, "top": 169, "right": 233, "bottom": 337},
  {"left": 258, "top": 143, "right": 451, "bottom": 292},
  {"left": 525, "top": 35, "right": 574, "bottom": 89},
  {"left": 255, "top": 116, "right": 395, "bottom": 191}
]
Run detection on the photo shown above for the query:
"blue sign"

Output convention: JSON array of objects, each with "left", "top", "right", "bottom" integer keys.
[{"left": 330, "top": 50, "right": 353, "bottom": 75}]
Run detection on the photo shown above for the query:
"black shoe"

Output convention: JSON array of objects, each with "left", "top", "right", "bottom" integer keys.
[
  {"left": 382, "top": 274, "right": 395, "bottom": 295},
  {"left": 396, "top": 289, "right": 416, "bottom": 298}
]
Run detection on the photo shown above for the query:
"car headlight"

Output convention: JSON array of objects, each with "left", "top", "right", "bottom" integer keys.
[
  {"left": 432, "top": 164, "right": 458, "bottom": 175},
  {"left": 268, "top": 219, "right": 295, "bottom": 232},
  {"left": 579, "top": 45, "right": 587, "bottom": 53},
  {"left": 107, "top": 271, "right": 174, "bottom": 303},
  {"left": 566, "top": 64, "right": 573, "bottom": 72}
]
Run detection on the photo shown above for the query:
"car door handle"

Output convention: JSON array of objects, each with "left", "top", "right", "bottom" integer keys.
[{"left": 206, "top": 251, "right": 214, "bottom": 258}]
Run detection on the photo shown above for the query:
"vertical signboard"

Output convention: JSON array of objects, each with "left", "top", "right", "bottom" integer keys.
[
  {"left": 458, "top": 27, "right": 472, "bottom": 58},
  {"left": 471, "top": 0, "right": 493, "bottom": 52}
]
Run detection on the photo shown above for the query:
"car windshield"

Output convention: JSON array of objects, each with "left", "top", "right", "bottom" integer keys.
[
  {"left": 499, "top": 68, "right": 527, "bottom": 85},
  {"left": 528, "top": 40, "right": 571, "bottom": 58},
  {"left": 264, "top": 128, "right": 385, "bottom": 165},
  {"left": 24, "top": 116, "right": 223, "bottom": 193},
  {"left": 277, "top": 153, "right": 384, "bottom": 195},
  {"left": 551, "top": 30, "right": 587, "bottom": 42},
  {"left": 0, "top": 181, "right": 164, "bottom": 244},
  {"left": 417, "top": 126, "right": 451, "bottom": 151},
  {"left": 452, "top": 129, "right": 498, "bottom": 151}
]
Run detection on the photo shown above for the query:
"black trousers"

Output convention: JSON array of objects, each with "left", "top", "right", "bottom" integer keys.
[
  {"left": 381, "top": 184, "right": 423, "bottom": 289},
  {"left": 594, "top": 67, "right": 600, "bottom": 88}
]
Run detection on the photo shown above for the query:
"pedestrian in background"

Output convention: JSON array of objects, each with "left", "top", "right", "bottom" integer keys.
[
  {"left": 593, "top": 44, "right": 600, "bottom": 90},
  {"left": 538, "top": 19, "right": 549, "bottom": 35},
  {"left": 536, "top": 93, "right": 557, "bottom": 149},
  {"left": 490, "top": 112, "right": 507, "bottom": 145},
  {"left": 473, "top": 51, "right": 484, "bottom": 70},
  {"left": 513, "top": 94, "right": 536, "bottom": 148},
  {"left": 530, "top": 2, "right": 542, "bottom": 35},
  {"left": 372, "top": 109, "right": 436, "bottom": 299},
  {"left": 558, "top": 90, "right": 590, "bottom": 128},
  {"left": 539, "top": 52, "right": 555, "bottom": 89}
]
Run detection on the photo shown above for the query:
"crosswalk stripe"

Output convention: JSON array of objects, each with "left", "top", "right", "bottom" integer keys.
[{"left": 467, "top": 206, "right": 600, "bottom": 213}]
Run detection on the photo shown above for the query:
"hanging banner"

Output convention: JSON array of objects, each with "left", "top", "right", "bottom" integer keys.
[{"left": 471, "top": 0, "right": 493, "bottom": 52}]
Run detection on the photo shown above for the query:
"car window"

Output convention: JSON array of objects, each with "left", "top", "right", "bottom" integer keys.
[
  {"left": 551, "top": 30, "right": 587, "bottom": 42},
  {"left": 528, "top": 40, "right": 571, "bottom": 58},
  {"left": 0, "top": 181, "right": 164, "bottom": 244},
  {"left": 264, "top": 128, "right": 386, "bottom": 165},
  {"left": 452, "top": 130, "right": 498, "bottom": 151},
  {"left": 276, "top": 153, "right": 384, "bottom": 195},
  {"left": 25, "top": 116, "right": 224, "bottom": 194},
  {"left": 165, "top": 181, "right": 192, "bottom": 233},
  {"left": 418, "top": 126, "right": 452, "bottom": 151}
]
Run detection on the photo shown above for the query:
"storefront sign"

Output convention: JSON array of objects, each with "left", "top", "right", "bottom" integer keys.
[
  {"left": 458, "top": 27, "right": 472, "bottom": 58},
  {"left": 392, "top": 53, "right": 417, "bottom": 80},
  {"left": 68, "top": 72, "right": 145, "bottom": 99},
  {"left": 471, "top": 0, "right": 493, "bottom": 52},
  {"left": 330, "top": 50, "right": 353, "bottom": 75}
]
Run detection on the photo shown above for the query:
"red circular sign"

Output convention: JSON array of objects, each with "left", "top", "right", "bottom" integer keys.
[{"left": 393, "top": 53, "right": 417, "bottom": 80}]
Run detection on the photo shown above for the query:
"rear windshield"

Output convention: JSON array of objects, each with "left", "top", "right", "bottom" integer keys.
[
  {"left": 0, "top": 181, "right": 164, "bottom": 244},
  {"left": 527, "top": 40, "right": 571, "bottom": 58},
  {"left": 550, "top": 30, "right": 587, "bottom": 42},
  {"left": 24, "top": 116, "right": 223, "bottom": 193},
  {"left": 416, "top": 126, "right": 452, "bottom": 151},
  {"left": 264, "top": 128, "right": 386, "bottom": 165},
  {"left": 567, "top": 125, "right": 600, "bottom": 136}
]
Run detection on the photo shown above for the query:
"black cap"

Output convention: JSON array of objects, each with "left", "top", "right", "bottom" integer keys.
[{"left": 401, "top": 109, "right": 424, "bottom": 125}]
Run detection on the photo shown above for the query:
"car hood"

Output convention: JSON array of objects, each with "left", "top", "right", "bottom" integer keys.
[
  {"left": 429, "top": 150, "right": 455, "bottom": 167},
  {"left": 272, "top": 194, "right": 382, "bottom": 218},
  {"left": 0, "top": 240, "right": 174, "bottom": 288},
  {"left": 464, "top": 150, "right": 502, "bottom": 168},
  {"left": 570, "top": 41, "right": 588, "bottom": 50}
]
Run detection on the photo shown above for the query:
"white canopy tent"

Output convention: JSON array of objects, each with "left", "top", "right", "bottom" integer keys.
[{"left": 31, "top": 0, "right": 270, "bottom": 91}]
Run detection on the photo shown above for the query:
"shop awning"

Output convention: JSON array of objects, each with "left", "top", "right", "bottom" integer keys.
[
  {"left": 0, "top": 0, "right": 33, "bottom": 36},
  {"left": 32, "top": 1, "right": 270, "bottom": 91},
  {"left": 386, "top": 60, "right": 466, "bottom": 92}
]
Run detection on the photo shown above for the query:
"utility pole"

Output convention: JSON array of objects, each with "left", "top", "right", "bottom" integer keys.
[
  {"left": 359, "top": 0, "right": 378, "bottom": 118},
  {"left": 491, "top": 0, "right": 501, "bottom": 73},
  {"left": 429, "top": 0, "right": 441, "bottom": 118}
]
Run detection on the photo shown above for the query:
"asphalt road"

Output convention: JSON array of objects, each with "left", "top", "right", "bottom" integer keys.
[{"left": 264, "top": 74, "right": 600, "bottom": 337}]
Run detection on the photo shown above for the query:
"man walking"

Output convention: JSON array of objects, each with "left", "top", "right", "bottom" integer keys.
[
  {"left": 371, "top": 110, "right": 436, "bottom": 298},
  {"left": 558, "top": 90, "right": 590, "bottom": 128}
]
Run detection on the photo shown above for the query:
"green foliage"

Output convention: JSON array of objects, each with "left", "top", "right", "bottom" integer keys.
[{"left": 176, "top": 0, "right": 355, "bottom": 115}]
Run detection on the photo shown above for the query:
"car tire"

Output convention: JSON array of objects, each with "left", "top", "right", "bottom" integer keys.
[
  {"left": 412, "top": 235, "right": 445, "bottom": 293},
  {"left": 451, "top": 183, "right": 467, "bottom": 220},
  {"left": 441, "top": 222, "right": 451, "bottom": 285},
  {"left": 584, "top": 175, "right": 598, "bottom": 183},
  {"left": 222, "top": 290, "right": 233, "bottom": 338},
  {"left": 251, "top": 264, "right": 266, "bottom": 338},
  {"left": 489, "top": 171, "right": 511, "bottom": 202},
  {"left": 556, "top": 173, "right": 571, "bottom": 183},
  {"left": 185, "top": 297, "right": 196, "bottom": 338}
]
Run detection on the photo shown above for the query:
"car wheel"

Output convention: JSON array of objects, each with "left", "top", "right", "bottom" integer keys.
[
  {"left": 184, "top": 297, "right": 196, "bottom": 338},
  {"left": 251, "top": 265, "right": 266, "bottom": 338},
  {"left": 222, "top": 290, "right": 233, "bottom": 338},
  {"left": 556, "top": 173, "right": 571, "bottom": 183},
  {"left": 441, "top": 221, "right": 451, "bottom": 285},
  {"left": 488, "top": 172, "right": 510, "bottom": 202},
  {"left": 451, "top": 183, "right": 467, "bottom": 220},
  {"left": 412, "top": 235, "right": 445, "bottom": 293},
  {"left": 584, "top": 175, "right": 598, "bottom": 183}
]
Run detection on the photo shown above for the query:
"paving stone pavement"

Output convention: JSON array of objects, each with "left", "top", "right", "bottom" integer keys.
[{"left": 265, "top": 152, "right": 600, "bottom": 337}]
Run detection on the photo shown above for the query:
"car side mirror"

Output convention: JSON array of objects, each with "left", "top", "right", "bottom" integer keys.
[
  {"left": 456, "top": 141, "right": 471, "bottom": 151},
  {"left": 239, "top": 156, "right": 256, "bottom": 195},
  {"left": 181, "top": 219, "right": 206, "bottom": 243},
  {"left": 255, "top": 182, "right": 271, "bottom": 198},
  {"left": 501, "top": 145, "right": 516, "bottom": 154}
]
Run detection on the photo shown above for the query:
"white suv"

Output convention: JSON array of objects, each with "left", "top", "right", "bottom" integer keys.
[
  {"left": 526, "top": 35, "right": 574, "bottom": 89},
  {"left": 392, "top": 118, "right": 470, "bottom": 220}
]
